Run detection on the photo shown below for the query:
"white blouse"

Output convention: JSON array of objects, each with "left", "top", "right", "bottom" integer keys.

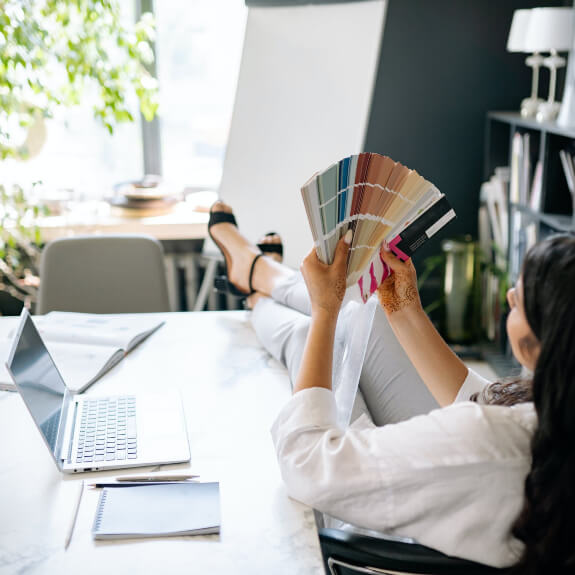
[{"left": 271, "top": 370, "right": 536, "bottom": 567}]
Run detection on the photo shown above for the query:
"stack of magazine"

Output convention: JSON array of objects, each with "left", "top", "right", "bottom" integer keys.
[{"left": 301, "top": 152, "right": 456, "bottom": 302}]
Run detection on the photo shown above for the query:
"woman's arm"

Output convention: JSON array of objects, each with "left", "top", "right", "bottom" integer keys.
[
  {"left": 293, "top": 232, "right": 351, "bottom": 394},
  {"left": 377, "top": 246, "right": 468, "bottom": 406}
]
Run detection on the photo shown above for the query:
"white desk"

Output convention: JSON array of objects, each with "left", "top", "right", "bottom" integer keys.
[{"left": 0, "top": 312, "right": 324, "bottom": 574}]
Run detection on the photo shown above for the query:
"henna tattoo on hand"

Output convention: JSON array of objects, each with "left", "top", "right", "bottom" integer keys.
[
  {"left": 334, "top": 277, "right": 346, "bottom": 303},
  {"left": 377, "top": 273, "right": 420, "bottom": 314}
]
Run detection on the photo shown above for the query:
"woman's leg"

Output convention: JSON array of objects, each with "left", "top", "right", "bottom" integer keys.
[
  {"left": 252, "top": 273, "right": 437, "bottom": 425},
  {"left": 360, "top": 305, "right": 438, "bottom": 425},
  {"left": 208, "top": 201, "right": 294, "bottom": 297}
]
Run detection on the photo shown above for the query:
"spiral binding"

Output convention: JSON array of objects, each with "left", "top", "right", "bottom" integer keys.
[{"left": 93, "top": 490, "right": 109, "bottom": 532}]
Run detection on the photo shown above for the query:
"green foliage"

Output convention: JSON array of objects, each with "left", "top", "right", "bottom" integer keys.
[
  {"left": 0, "top": 0, "right": 158, "bottom": 159},
  {"left": 0, "top": 183, "right": 46, "bottom": 305},
  {"left": 417, "top": 253, "right": 445, "bottom": 315}
]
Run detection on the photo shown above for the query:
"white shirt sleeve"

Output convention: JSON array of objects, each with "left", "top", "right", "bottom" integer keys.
[
  {"left": 271, "top": 385, "right": 501, "bottom": 530},
  {"left": 270, "top": 385, "right": 533, "bottom": 567},
  {"left": 454, "top": 368, "right": 492, "bottom": 403}
]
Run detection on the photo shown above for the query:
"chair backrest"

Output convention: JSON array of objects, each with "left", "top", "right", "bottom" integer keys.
[
  {"left": 215, "top": 0, "right": 386, "bottom": 268},
  {"left": 319, "top": 528, "right": 511, "bottom": 575},
  {"left": 37, "top": 235, "right": 171, "bottom": 314}
]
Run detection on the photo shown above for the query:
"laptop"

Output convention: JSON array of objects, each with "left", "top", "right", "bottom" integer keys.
[{"left": 6, "top": 309, "right": 190, "bottom": 473}]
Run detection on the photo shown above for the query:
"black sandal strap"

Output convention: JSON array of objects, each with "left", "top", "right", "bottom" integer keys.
[
  {"left": 257, "top": 231, "right": 283, "bottom": 256},
  {"left": 248, "top": 253, "right": 264, "bottom": 293},
  {"left": 208, "top": 211, "right": 237, "bottom": 228},
  {"left": 257, "top": 243, "right": 283, "bottom": 256}
]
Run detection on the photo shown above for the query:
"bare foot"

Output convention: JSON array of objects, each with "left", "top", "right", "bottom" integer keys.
[
  {"left": 257, "top": 233, "right": 283, "bottom": 263},
  {"left": 208, "top": 201, "right": 262, "bottom": 294}
]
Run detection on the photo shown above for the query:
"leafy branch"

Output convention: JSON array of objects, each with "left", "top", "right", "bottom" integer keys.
[
  {"left": 0, "top": 183, "right": 46, "bottom": 306},
  {"left": 0, "top": 0, "right": 158, "bottom": 159}
]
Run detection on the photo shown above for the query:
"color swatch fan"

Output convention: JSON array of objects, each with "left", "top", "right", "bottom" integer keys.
[{"left": 301, "top": 153, "right": 456, "bottom": 301}]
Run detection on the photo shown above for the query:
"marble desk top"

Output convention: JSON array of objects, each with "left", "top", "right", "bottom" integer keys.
[{"left": 0, "top": 312, "right": 324, "bottom": 575}]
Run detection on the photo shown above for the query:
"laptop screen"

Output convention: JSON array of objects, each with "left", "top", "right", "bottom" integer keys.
[{"left": 6, "top": 310, "right": 71, "bottom": 460}]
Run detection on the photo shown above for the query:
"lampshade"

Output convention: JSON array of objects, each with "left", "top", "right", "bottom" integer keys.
[
  {"left": 507, "top": 9, "right": 532, "bottom": 53},
  {"left": 524, "top": 7, "right": 574, "bottom": 53}
]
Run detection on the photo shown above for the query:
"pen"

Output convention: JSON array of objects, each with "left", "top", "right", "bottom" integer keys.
[
  {"left": 114, "top": 473, "right": 199, "bottom": 482},
  {"left": 88, "top": 480, "right": 199, "bottom": 488},
  {"left": 64, "top": 481, "right": 84, "bottom": 550}
]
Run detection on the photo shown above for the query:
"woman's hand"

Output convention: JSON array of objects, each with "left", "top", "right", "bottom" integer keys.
[
  {"left": 294, "top": 231, "right": 352, "bottom": 394},
  {"left": 377, "top": 244, "right": 422, "bottom": 316},
  {"left": 300, "top": 231, "right": 352, "bottom": 319}
]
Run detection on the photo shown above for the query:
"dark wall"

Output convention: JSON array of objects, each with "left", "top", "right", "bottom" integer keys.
[{"left": 364, "top": 0, "right": 562, "bottom": 263}]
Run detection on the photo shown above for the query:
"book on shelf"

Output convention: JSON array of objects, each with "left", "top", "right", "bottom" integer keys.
[
  {"left": 479, "top": 167, "right": 511, "bottom": 343},
  {"left": 480, "top": 173, "right": 508, "bottom": 262},
  {"left": 559, "top": 149, "right": 575, "bottom": 218},
  {"left": 510, "top": 132, "right": 534, "bottom": 207},
  {"left": 521, "top": 133, "right": 531, "bottom": 206},
  {"left": 510, "top": 132, "right": 522, "bottom": 205},
  {"left": 0, "top": 312, "right": 164, "bottom": 393},
  {"left": 301, "top": 152, "right": 456, "bottom": 302},
  {"left": 529, "top": 161, "right": 543, "bottom": 213}
]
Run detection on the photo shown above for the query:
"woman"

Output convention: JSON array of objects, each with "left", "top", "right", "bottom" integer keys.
[{"left": 208, "top": 201, "right": 575, "bottom": 573}]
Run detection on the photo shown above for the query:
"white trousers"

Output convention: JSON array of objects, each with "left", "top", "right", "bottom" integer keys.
[{"left": 251, "top": 272, "right": 438, "bottom": 426}]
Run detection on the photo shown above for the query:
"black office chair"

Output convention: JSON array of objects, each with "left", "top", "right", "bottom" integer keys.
[{"left": 319, "top": 528, "right": 511, "bottom": 575}]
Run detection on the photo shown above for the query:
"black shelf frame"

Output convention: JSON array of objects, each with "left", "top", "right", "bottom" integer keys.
[
  {"left": 482, "top": 112, "right": 575, "bottom": 375},
  {"left": 511, "top": 203, "right": 574, "bottom": 233},
  {"left": 485, "top": 111, "right": 575, "bottom": 234}
]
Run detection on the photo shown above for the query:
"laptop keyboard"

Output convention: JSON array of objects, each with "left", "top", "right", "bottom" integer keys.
[{"left": 75, "top": 397, "right": 137, "bottom": 464}]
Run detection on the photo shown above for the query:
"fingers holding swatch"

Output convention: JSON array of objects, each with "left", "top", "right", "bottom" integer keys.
[{"left": 301, "top": 233, "right": 351, "bottom": 317}]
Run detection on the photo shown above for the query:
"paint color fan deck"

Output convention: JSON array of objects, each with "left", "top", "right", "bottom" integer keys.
[{"left": 301, "top": 153, "right": 456, "bottom": 302}]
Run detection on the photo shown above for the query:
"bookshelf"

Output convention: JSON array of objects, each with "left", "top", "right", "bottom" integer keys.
[
  {"left": 485, "top": 111, "right": 575, "bottom": 282},
  {"left": 482, "top": 112, "right": 575, "bottom": 375}
]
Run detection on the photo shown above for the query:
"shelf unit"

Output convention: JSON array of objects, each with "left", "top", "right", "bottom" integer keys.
[
  {"left": 485, "top": 111, "right": 575, "bottom": 282},
  {"left": 481, "top": 112, "right": 575, "bottom": 374}
]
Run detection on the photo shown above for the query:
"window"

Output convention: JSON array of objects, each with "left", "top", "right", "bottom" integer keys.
[
  {"left": 1, "top": 1, "right": 247, "bottom": 199},
  {"left": 2, "top": 1, "right": 142, "bottom": 200},
  {"left": 2, "top": 104, "right": 143, "bottom": 200},
  {"left": 154, "top": 0, "right": 247, "bottom": 190}
]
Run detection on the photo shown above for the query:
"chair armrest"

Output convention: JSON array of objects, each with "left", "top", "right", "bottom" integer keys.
[{"left": 318, "top": 528, "right": 510, "bottom": 575}]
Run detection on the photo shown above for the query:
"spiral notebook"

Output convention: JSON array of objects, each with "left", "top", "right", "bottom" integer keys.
[
  {"left": 92, "top": 482, "right": 220, "bottom": 539},
  {"left": 301, "top": 152, "right": 456, "bottom": 302}
]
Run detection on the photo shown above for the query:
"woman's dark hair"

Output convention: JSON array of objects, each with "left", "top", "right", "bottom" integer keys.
[{"left": 494, "top": 234, "right": 575, "bottom": 574}]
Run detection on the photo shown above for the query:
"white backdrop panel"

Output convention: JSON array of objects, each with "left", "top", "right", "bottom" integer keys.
[{"left": 218, "top": 1, "right": 387, "bottom": 268}]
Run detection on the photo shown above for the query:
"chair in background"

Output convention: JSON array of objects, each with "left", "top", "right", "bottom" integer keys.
[
  {"left": 194, "top": 0, "right": 386, "bottom": 310},
  {"left": 36, "top": 235, "right": 171, "bottom": 314},
  {"left": 319, "top": 528, "right": 510, "bottom": 575}
]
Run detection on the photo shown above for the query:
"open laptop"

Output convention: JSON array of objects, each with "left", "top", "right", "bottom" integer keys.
[{"left": 6, "top": 309, "right": 190, "bottom": 473}]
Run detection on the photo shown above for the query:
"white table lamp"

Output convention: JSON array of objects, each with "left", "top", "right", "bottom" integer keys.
[
  {"left": 507, "top": 9, "right": 543, "bottom": 118},
  {"left": 524, "top": 7, "right": 575, "bottom": 122}
]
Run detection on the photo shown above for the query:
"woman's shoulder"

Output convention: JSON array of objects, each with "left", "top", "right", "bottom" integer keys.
[
  {"left": 443, "top": 399, "right": 536, "bottom": 433},
  {"left": 372, "top": 400, "right": 536, "bottom": 465}
]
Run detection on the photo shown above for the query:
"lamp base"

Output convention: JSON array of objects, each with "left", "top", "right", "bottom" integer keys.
[
  {"left": 520, "top": 97, "right": 543, "bottom": 118},
  {"left": 536, "top": 100, "right": 561, "bottom": 123}
]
